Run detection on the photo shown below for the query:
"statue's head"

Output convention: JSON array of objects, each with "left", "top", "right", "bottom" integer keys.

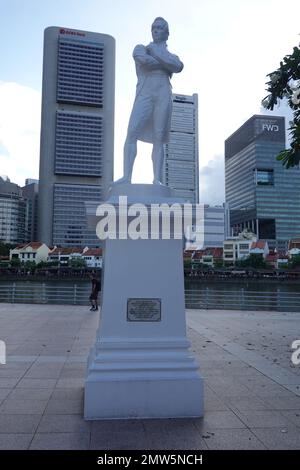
[{"left": 151, "top": 17, "right": 169, "bottom": 43}]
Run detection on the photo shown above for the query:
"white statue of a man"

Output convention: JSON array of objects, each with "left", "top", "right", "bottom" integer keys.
[{"left": 114, "top": 17, "right": 184, "bottom": 185}]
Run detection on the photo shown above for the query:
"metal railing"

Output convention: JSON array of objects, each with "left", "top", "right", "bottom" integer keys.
[
  {"left": 0, "top": 283, "right": 300, "bottom": 311},
  {"left": 0, "top": 283, "right": 90, "bottom": 305},
  {"left": 185, "top": 289, "right": 300, "bottom": 312}
]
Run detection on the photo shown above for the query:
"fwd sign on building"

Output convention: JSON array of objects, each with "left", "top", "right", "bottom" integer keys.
[
  {"left": 255, "top": 116, "right": 285, "bottom": 142},
  {"left": 262, "top": 123, "right": 279, "bottom": 132}
]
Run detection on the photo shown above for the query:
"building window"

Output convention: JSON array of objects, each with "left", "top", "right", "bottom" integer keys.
[
  {"left": 224, "top": 244, "right": 233, "bottom": 250},
  {"left": 239, "top": 244, "right": 249, "bottom": 249},
  {"left": 255, "top": 169, "right": 274, "bottom": 185},
  {"left": 258, "top": 218, "right": 276, "bottom": 239}
]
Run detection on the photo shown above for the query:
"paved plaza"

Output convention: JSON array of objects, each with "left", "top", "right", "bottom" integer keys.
[{"left": 0, "top": 303, "right": 299, "bottom": 450}]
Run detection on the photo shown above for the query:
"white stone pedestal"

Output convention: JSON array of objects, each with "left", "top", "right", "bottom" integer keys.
[{"left": 84, "top": 184, "right": 203, "bottom": 419}]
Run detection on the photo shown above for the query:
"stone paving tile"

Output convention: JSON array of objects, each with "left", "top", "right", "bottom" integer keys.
[
  {"left": 0, "top": 398, "right": 49, "bottom": 415},
  {"left": 0, "top": 378, "right": 20, "bottom": 388},
  {"left": 34, "top": 356, "right": 66, "bottom": 364},
  {"left": 29, "top": 432, "right": 90, "bottom": 450},
  {"left": 44, "top": 398, "right": 83, "bottom": 415},
  {"left": 16, "top": 378, "right": 57, "bottom": 389},
  {"left": 90, "top": 430, "right": 151, "bottom": 450},
  {"left": 147, "top": 433, "right": 208, "bottom": 450},
  {"left": 37, "top": 414, "right": 91, "bottom": 433},
  {"left": 280, "top": 410, "right": 300, "bottom": 427},
  {"left": 0, "top": 389, "right": 11, "bottom": 401},
  {"left": 203, "top": 393, "right": 231, "bottom": 412},
  {"left": 0, "top": 433, "right": 33, "bottom": 450},
  {"left": 203, "top": 429, "right": 266, "bottom": 450},
  {"left": 0, "top": 370, "right": 26, "bottom": 379},
  {"left": 142, "top": 418, "right": 199, "bottom": 434},
  {"left": 55, "top": 378, "right": 85, "bottom": 388},
  {"left": 0, "top": 414, "right": 41, "bottom": 433},
  {"left": 24, "top": 364, "right": 65, "bottom": 379},
  {"left": 205, "top": 379, "right": 254, "bottom": 398},
  {"left": 244, "top": 382, "right": 298, "bottom": 397},
  {"left": 261, "top": 395, "right": 300, "bottom": 410},
  {"left": 59, "top": 369, "right": 85, "bottom": 379},
  {"left": 250, "top": 427, "right": 300, "bottom": 450},
  {"left": 194, "top": 411, "right": 247, "bottom": 431},
  {"left": 91, "top": 419, "right": 144, "bottom": 434},
  {"left": 7, "top": 388, "right": 54, "bottom": 401},
  {"left": 235, "top": 409, "right": 295, "bottom": 428},
  {"left": 283, "top": 384, "right": 300, "bottom": 396},
  {"left": 224, "top": 396, "right": 274, "bottom": 412},
  {"left": 51, "top": 388, "right": 84, "bottom": 401}
]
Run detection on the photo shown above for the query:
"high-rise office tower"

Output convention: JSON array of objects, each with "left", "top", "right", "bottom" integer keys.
[
  {"left": 38, "top": 27, "right": 115, "bottom": 247},
  {"left": 22, "top": 180, "right": 39, "bottom": 242},
  {"left": 0, "top": 177, "right": 26, "bottom": 244},
  {"left": 163, "top": 94, "right": 199, "bottom": 203},
  {"left": 225, "top": 115, "right": 300, "bottom": 250}
]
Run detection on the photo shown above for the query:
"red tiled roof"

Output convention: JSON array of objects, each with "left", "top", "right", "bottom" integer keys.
[
  {"left": 50, "top": 247, "right": 84, "bottom": 255},
  {"left": 251, "top": 241, "right": 267, "bottom": 250},
  {"left": 14, "top": 242, "right": 44, "bottom": 250},
  {"left": 190, "top": 247, "right": 223, "bottom": 260},
  {"left": 266, "top": 254, "right": 277, "bottom": 261},
  {"left": 83, "top": 248, "right": 102, "bottom": 256},
  {"left": 26, "top": 242, "right": 43, "bottom": 249}
]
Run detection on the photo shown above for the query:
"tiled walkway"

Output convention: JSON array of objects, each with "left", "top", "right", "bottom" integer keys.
[{"left": 0, "top": 303, "right": 299, "bottom": 450}]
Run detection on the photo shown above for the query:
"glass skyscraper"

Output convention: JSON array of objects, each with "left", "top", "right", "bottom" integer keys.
[
  {"left": 0, "top": 177, "right": 26, "bottom": 244},
  {"left": 38, "top": 27, "right": 115, "bottom": 247},
  {"left": 163, "top": 94, "right": 199, "bottom": 203},
  {"left": 225, "top": 115, "right": 300, "bottom": 250}
]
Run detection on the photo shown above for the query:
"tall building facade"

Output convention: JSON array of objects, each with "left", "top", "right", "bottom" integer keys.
[
  {"left": 185, "top": 204, "right": 229, "bottom": 250},
  {"left": 163, "top": 93, "right": 199, "bottom": 203},
  {"left": 225, "top": 115, "right": 300, "bottom": 250},
  {"left": 0, "top": 177, "right": 26, "bottom": 244},
  {"left": 22, "top": 180, "right": 39, "bottom": 242},
  {"left": 38, "top": 27, "right": 115, "bottom": 247}
]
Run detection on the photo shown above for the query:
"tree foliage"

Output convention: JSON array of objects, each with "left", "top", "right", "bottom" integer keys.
[
  {"left": 262, "top": 44, "right": 300, "bottom": 168},
  {"left": 236, "top": 254, "right": 267, "bottom": 269}
]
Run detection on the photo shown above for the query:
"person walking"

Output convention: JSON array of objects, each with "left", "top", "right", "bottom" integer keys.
[{"left": 89, "top": 273, "right": 101, "bottom": 311}]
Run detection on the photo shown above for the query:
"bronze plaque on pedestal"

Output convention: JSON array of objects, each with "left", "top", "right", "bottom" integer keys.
[{"left": 127, "top": 298, "right": 161, "bottom": 322}]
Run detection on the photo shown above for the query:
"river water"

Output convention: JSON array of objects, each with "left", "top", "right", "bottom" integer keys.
[{"left": 0, "top": 279, "right": 299, "bottom": 310}]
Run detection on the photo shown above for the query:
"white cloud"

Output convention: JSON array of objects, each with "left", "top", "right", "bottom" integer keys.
[
  {"left": 0, "top": 82, "right": 41, "bottom": 186},
  {"left": 199, "top": 154, "right": 225, "bottom": 205}
]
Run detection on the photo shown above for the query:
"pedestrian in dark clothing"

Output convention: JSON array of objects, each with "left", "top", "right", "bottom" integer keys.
[{"left": 89, "top": 273, "right": 101, "bottom": 311}]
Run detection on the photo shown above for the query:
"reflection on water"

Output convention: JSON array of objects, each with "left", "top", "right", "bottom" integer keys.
[{"left": 185, "top": 279, "right": 300, "bottom": 311}]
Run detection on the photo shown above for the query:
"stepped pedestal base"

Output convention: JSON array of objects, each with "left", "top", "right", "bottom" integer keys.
[{"left": 84, "top": 184, "right": 204, "bottom": 420}]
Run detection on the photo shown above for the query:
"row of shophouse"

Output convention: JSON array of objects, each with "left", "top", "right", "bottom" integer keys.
[
  {"left": 7, "top": 243, "right": 102, "bottom": 268},
  {"left": 185, "top": 232, "right": 300, "bottom": 269},
  {"left": 2, "top": 232, "right": 300, "bottom": 271}
]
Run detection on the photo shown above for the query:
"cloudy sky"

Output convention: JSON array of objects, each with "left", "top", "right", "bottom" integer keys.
[{"left": 0, "top": 0, "right": 299, "bottom": 204}]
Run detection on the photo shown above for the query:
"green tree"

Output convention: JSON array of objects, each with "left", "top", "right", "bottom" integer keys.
[
  {"left": 183, "top": 258, "right": 192, "bottom": 271},
  {"left": 10, "top": 258, "right": 21, "bottom": 267},
  {"left": 214, "top": 259, "right": 224, "bottom": 268},
  {"left": 0, "top": 242, "right": 15, "bottom": 256},
  {"left": 236, "top": 254, "right": 267, "bottom": 269},
  {"left": 289, "top": 253, "right": 300, "bottom": 268},
  {"left": 262, "top": 44, "right": 300, "bottom": 168},
  {"left": 68, "top": 258, "right": 86, "bottom": 268},
  {"left": 23, "top": 260, "right": 36, "bottom": 271}
]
